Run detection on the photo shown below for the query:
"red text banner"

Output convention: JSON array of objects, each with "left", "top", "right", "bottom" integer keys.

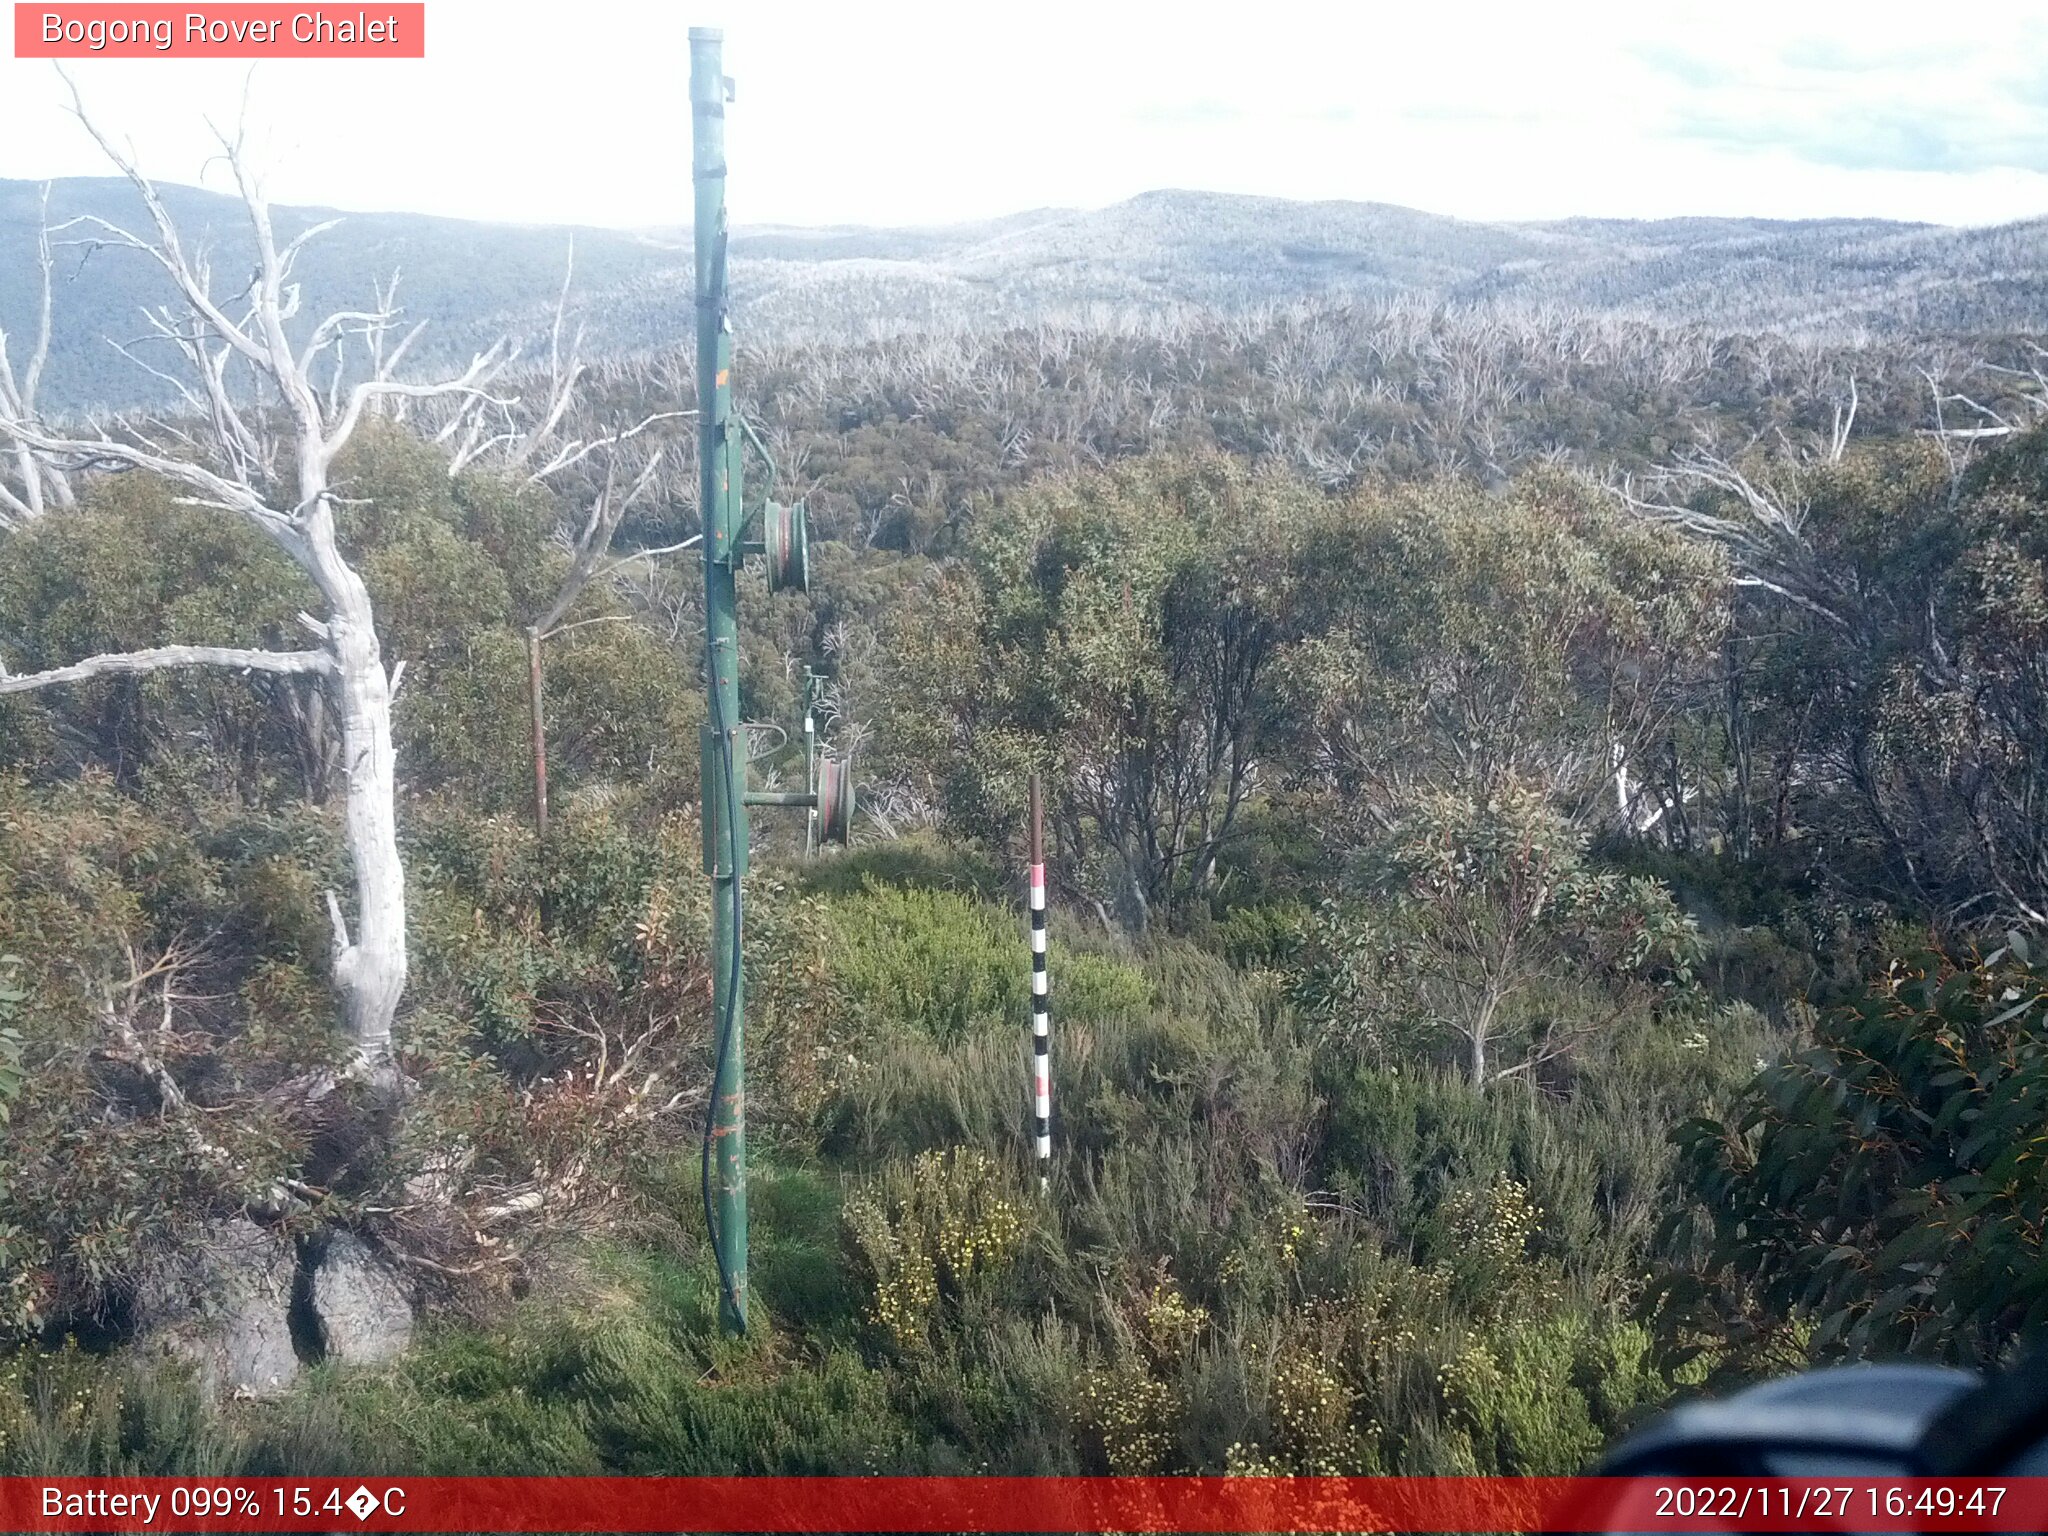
[
  {"left": 14, "top": 5, "right": 425, "bottom": 58},
  {"left": 2, "top": 1476, "right": 2044, "bottom": 1532}
]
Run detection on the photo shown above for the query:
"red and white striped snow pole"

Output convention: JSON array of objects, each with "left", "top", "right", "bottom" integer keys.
[{"left": 1028, "top": 772, "right": 1051, "bottom": 1182}]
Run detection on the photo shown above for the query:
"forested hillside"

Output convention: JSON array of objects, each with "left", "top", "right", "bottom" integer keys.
[
  {"left": 1, "top": 154, "right": 2046, "bottom": 1480},
  {"left": 7, "top": 175, "right": 2048, "bottom": 410}
]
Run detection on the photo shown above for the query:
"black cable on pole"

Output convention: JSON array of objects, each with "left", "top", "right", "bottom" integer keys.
[{"left": 700, "top": 529, "right": 747, "bottom": 1336}]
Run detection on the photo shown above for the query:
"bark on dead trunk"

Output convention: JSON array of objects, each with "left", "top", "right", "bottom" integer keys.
[{"left": 305, "top": 506, "right": 407, "bottom": 1077}]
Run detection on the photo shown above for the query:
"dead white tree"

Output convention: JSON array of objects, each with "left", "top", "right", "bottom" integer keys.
[
  {"left": 519, "top": 444, "right": 692, "bottom": 837},
  {"left": 1827, "top": 373, "right": 1858, "bottom": 463},
  {"left": 1619, "top": 451, "right": 1848, "bottom": 632},
  {"left": 422, "top": 250, "right": 698, "bottom": 840},
  {"left": 0, "top": 183, "right": 77, "bottom": 524},
  {"left": 1914, "top": 357, "right": 2048, "bottom": 499},
  {"left": 0, "top": 91, "right": 510, "bottom": 1079}
]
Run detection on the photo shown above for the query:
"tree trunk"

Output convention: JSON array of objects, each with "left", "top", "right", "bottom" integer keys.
[
  {"left": 527, "top": 628, "right": 549, "bottom": 840},
  {"left": 1469, "top": 987, "right": 1500, "bottom": 1092},
  {"left": 1109, "top": 844, "right": 1152, "bottom": 936},
  {"left": 1726, "top": 638, "right": 1752, "bottom": 861},
  {"left": 307, "top": 511, "right": 407, "bottom": 1077},
  {"left": 1665, "top": 736, "right": 1692, "bottom": 852},
  {"left": 1770, "top": 696, "right": 1814, "bottom": 848},
  {"left": 8, "top": 444, "right": 44, "bottom": 518}
]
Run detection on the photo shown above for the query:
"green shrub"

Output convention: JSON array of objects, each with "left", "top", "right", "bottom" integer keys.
[
  {"left": 1438, "top": 1313, "right": 1605, "bottom": 1474},
  {"left": 795, "top": 835, "right": 1005, "bottom": 903},
  {"left": 1208, "top": 901, "right": 1310, "bottom": 971},
  {"left": 826, "top": 883, "right": 1021, "bottom": 1045},
  {"left": 0, "top": 958, "right": 31, "bottom": 1335},
  {"left": 1653, "top": 939, "right": 2048, "bottom": 1373},
  {"left": 844, "top": 1148, "right": 1028, "bottom": 1352},
  {"left": 0, "top": 957, "right": 23, "bottom": 1120}
]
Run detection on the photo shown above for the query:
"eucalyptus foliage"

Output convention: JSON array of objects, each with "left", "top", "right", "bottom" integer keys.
[{"left": 1654, "top": 938, "right": 2048, "bottom": 1373}]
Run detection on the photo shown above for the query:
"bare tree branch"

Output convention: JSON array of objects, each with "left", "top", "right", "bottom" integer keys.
[
  {"left": 0, "top": 182, "right": 76, "bottom": 521},
  {"left": 501, "top": 240, "right": 585, "bottom": 474},
  {"left": 0, "top": 644, "right": 333, "bottom": 694},
  {"left": 324, "top": 345, "right": 512, "bottom": 460},
  {"left": 587, "top": 533, "right": 702, "bottom": 587},
  {"left": 532, "top": 446, "right": 670, "bottom": 639},
  {"left": 1619, "top": 453, "right": 1847, "bottom": 629}
]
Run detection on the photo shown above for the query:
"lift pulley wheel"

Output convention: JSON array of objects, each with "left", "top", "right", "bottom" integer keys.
[
  {"left": 815, "top": 753, "right": 855, "bottom": 847},
  {"left": 761, "top": 499, "right": 810, "bottom": 595}
]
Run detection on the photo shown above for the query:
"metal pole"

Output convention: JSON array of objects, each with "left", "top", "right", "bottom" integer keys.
[
  {"left": 742, "top": 790, "right": 814, "bottom": 808},
  {"left": 692, "top": 24, "right": 748, "bottom": 1336},
  {"left": 1028, "top": 774, "right": 1051, "bottom": 1188}
]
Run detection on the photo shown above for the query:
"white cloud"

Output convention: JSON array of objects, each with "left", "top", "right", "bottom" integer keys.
[{"left": 0, "top": 0, "right": 2043, "bottom": 228}]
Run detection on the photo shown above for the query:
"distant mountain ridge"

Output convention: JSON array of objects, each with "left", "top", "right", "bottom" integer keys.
[{"left": 4, "top": 178, "right": 2045, "bottom": 411}]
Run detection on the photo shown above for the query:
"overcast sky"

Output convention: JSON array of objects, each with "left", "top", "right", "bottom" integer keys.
[{"left": 3, "top": 0, "right": 2046, "bottom": 230}]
